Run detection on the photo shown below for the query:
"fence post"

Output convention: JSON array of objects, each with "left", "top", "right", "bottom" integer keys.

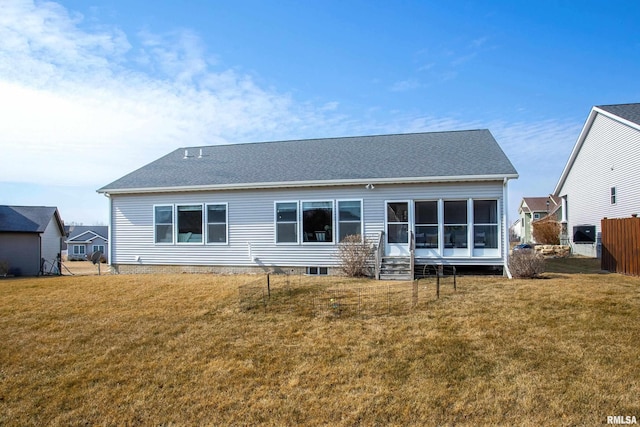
[
  {"left": 267, "top": 273, "right": 271, "bottom": 298},
  {"left": 453, "top": 266, "right": 457, "bottom": 291},
  {"left": 436, "top": 270, "right": 440, "bottom": 299}
]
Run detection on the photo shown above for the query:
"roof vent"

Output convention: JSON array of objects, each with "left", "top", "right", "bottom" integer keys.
[{"left": 198, "top": 148, "right": 203, "bottom": 158}]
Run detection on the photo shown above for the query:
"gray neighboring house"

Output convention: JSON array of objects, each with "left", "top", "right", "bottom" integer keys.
[
  {"left": 0, "top": 205, "right": 65, "bottom": 276},
  {"left": 64, "top": 226, "right": 109, "bottom": 261},
  {"left": 554, "top": 103, "right": 640, "bottom": 257},
  {"left": 98, "top": 131, "right": 518, "bottom": 278}
]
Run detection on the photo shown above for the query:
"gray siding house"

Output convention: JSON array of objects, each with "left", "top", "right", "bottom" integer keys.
[
  {"left": 98, "top": 131, "right": 518, "bottom": 277},
  {"left": 65, "top": 227, "right": 109, "bottom": 261},
  {"left": 554, "top": 103, "right": 640, "bottom": 257},
  {"left": 0, "top": 206, "right": 65, "bottom": 276}
]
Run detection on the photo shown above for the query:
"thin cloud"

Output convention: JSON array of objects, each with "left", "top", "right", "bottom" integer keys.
[
  {"left": 0, "top": 0, "right": 335, "bottom": 188},
  {"left": 390, "top": 78, "right": 423, "bottom": 92}
]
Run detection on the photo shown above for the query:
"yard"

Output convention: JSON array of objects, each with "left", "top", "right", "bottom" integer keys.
[{"left": 0, "top": 262, "right": 638, "bottom": 425}]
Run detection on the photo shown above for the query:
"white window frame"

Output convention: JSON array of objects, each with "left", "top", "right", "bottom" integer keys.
[
  {"left": 154, "top": 204, "right": 175, "bottom": 245},
  {"left": 92, "top": 245, "right": 105, "bottom": 254},
  {"left": 73, "top": 245, "right": 86, "bottom": 255},
  {"left": 205, "top": 203, "right": 228, "bottom": 245},
  {"left": 301, "top": 200, "right": 335, "bottom": 244},
  {"left": 414, "top": 200, "right": 440, "bottom": 255},
  {"left": 611, "top": 187, "right": 617, "bottom": 205},
  {"left": 337, "top": 199, "right": 363, "bottom": 242},
  {"left": 275, "top": 201, "right": 299, "bottom": 245},
  {"left": 443, "top": 199, "right": 470, "bottom": 257},
  {"left": 176, "top": 204, "right": 204, "bottom": 245},
  {"left": 472, "top": 199, "right": 500, "bottom": 257}
]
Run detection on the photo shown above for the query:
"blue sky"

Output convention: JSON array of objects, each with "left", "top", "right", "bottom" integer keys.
[{"left": 1, "top": 0, "right": 639, "bottom": 225}]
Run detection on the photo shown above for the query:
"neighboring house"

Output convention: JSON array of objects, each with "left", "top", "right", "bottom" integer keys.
[
  {"left": 517, "top": 195, "right": 562, "bottom": 243},
  {"left": 554, "top": 103, "right": 640, "bottom": 257},
  {"left": 98, "top": 131, "right": 518, "bottom": 278},
  {"left": 509, "top": 218, "right": 521, "bottom": 242},
  {"left": 0, "top": 205, "right": 65, "bottom": 276},
  {"left": 65, "top": 226, "right": 109, "bottom": 261}
]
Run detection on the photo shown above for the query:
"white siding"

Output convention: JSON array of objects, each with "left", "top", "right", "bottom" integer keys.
[
  {"left": 558, "top": 113, "right": 640, "bottom": 256},
  {"left": 41, "top": 216, "right": 62, "bottom": 263},
  {"left": 111, "top": 181, "right": 507, "bottom": 268}
]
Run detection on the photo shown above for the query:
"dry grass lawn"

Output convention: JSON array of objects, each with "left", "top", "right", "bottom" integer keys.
[{"left": 1, "top": 264, "right": 639, "bottom": 425}]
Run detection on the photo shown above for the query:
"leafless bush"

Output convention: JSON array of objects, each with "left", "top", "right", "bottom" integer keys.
[
  {"left": 336, "top": 234, "right": 373, "bottom": 277},
  {"left": 509, "top": 250, "right": 545, "bottom": 278},
  {"left": 532, "top": 218, "right": 561, "bottom": 245}
]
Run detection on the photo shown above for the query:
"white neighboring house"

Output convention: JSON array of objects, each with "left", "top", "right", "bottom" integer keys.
[
  {"left": 98, "top": 131, "right": 518, "bottom": 278},
  {"left": 554, "top": 103, "right": 640, "bottom": 257}
]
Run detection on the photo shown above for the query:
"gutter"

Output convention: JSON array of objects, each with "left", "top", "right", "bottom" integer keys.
[{"left": 98, "top": 173, "right": 519, "bottom": 195}]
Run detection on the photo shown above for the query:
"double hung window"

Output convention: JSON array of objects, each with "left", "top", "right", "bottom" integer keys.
[
  {"left": 276, "top": 202, "right": 298, "bottom": 243},
  {"left": 338, "top": 200, "right": 362, "bottom": 241},
  {"left": 206, "top": 204, "right": 227, "bottom": 244},
  {"left": 611, "top": 187, "right": 617, "bottom": 205},
  {"left": 73, "top": 245, "right": 85, "bottom": 255},
  {"left": 92, "top": 245, "right": 105, "bottom": 254},
  {"left": 154, "top": 205, "right": 174, "bottom": 244}
]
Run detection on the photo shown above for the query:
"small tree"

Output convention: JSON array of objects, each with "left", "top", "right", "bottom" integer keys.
[
  {"left": 532, "top": 217, "right": 561, "bottom": 245},
  {"left": 509, "top": 250, "right": 545, "bottom": 278},
  {"left": 337, "top": 234, "right": 372, "bottom": 277}
]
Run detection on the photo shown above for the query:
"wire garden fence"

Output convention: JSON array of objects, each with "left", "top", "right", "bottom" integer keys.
[{"left": 238, "top": 271, "right": 458, "bottom": 317}]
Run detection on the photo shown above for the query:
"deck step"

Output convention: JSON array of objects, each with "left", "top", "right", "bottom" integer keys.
[{"left": 379, "top": 256, "right": 413, "bottom": 280}]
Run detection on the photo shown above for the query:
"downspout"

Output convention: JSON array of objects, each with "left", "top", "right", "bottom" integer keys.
[
  {"left": 503, "top": 178, "right": 513, "bottom": 279},
  {"left": 106, "top": 193, "right": 113, "bottom": 270},
  {"left": 38, "top": 234, "right": 42, "bottom": 276}
]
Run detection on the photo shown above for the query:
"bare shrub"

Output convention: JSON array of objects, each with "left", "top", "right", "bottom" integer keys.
[
  {"left": 532, "top": 218, "right": 561, "bottom": 245},
  {"left": 337, "top": 234, "right": 373, "bottom": 277},
  {"left": 509, "top": 250, "right": 545, "bottom": 278}
]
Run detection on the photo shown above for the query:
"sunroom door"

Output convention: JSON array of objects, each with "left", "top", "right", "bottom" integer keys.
[{"left": 386, "top": 201, "right": 410, "bottom": 256}]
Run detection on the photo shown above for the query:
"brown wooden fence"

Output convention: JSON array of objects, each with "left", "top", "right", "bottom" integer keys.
[{"left": 601, "top": 217, "right": 640, "bottom": 276}]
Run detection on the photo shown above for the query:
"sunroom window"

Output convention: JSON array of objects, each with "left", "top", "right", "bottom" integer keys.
[
  {"left": 473, "top": 200, "right": 498, "bottom": 249},
  {"left": 415, "top": 201, "right": 438, "bottom": 248},
  {"left": 276, "top": 202, "right": 298, "bottom": 243},
  {"left": 303, "top": 201, "right": 333, "bottom": 242},
  {"left": 206, "top": 204, "right": 227, "bottom": 244},
  {"left": 154, "top": 205, "right": 174, "bottom": 244},
  {"left": 177, "top": 205, "right": 203, "bottom": 243},
  {"left": 444, "top": 200, "right": 468, "bottom": 248},
  {"left": 338, "top": 200, "right": 362, "bottom": 241}
]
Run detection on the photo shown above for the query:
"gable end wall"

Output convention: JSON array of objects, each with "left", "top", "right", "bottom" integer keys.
[{"left": 557, "top": 113, "right": 640, "bottom": 256}]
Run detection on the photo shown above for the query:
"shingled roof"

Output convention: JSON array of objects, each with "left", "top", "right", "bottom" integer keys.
[
  {"left": 597, "top": 103, "right": 640, "bottom": 126},
  {"left": 0, "top": 206, "right": 63, "bottom": 233},
  {"left": 99, "top": 130, "right": 518, "bottom": 193}
]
